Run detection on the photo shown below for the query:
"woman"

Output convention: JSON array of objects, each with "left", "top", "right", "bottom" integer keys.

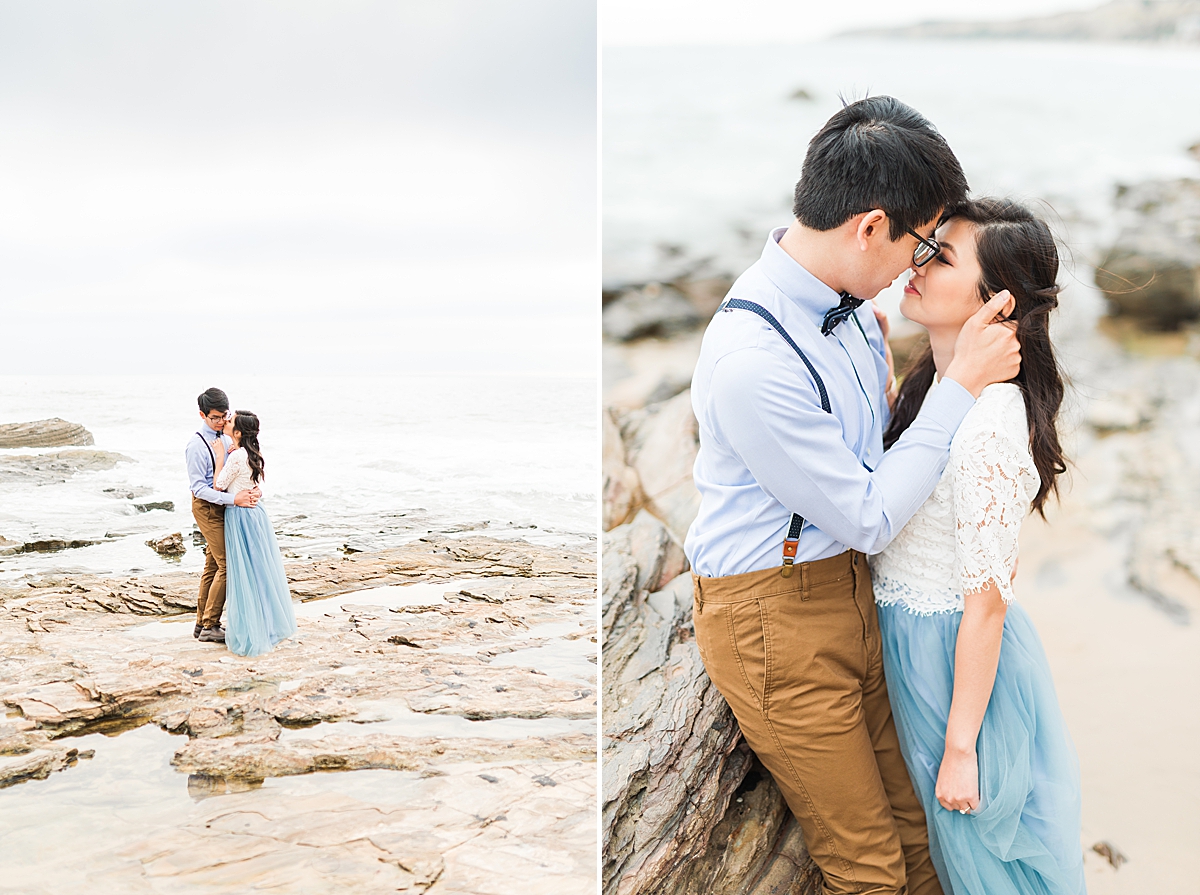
[
  {"left": 213, "top": 411, "right": 297, "bottom": 657},
  {"left": 870, "top": 198, "right": 1085, "bottom": 894}
]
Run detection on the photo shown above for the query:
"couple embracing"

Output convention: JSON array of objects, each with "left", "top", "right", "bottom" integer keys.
[
  {"left": 186, "top": 387, "right": 297, "bottom": 657},
  {"left": 687, "top": 97, "right": 1085, "bottom": 894}
]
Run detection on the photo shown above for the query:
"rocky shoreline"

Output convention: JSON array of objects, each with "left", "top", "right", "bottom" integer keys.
[{"left": 0, "top": 535, "right": 597, "bottom": 893}]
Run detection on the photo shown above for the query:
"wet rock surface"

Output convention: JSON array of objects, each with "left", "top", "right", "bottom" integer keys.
[
  {"left": 603, "top": 283, "right": 704, "bottom": 342},
  {"left": 1095, "top": 179, "right": 1200, "bottom": 330},
  {"left": 0, "top": 418, "right": 94, "bottom": 449},
  {"left": 0, "top": 535, "right": 597, "bottom": 892},
  {"left": 147, "top": 533, "right": 187, "bottom": 556},
  {"left": 0, "top": 448, "right": 130, "bottom": 485}
]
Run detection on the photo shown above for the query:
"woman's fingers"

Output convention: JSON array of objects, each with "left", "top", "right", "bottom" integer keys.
[{"left": 937, "top": 795, "right": 979, "bottom": 813}]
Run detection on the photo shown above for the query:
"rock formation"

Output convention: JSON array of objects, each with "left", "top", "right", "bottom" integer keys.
[
  {"left": 0, "top": 449, "right": 129, "bottom": 485},
  {"left": 1095, "top": 179, "right": 1200, "bottom": 330},
  {"left": 0, "top": 418, "right": 94, "bottom": 449},
  {"left": 603, "top": 283, "right": 703, "bottom": 342},
  {"left": 146, "top": 532, "right": 187, "bottom": 556},
  {"left": 602, "top": 333, "right": 821, "bottom": 893},
  {"left": 0, "top": 536, "right": 598, "bottom": 892}
]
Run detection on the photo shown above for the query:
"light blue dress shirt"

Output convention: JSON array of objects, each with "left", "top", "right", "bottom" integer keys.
[
  {"left": 186, "top": 424, "right": 235, "bottom": 506},
  {"left": 685, "top": 228, "right": 977, "bottom": 578}
]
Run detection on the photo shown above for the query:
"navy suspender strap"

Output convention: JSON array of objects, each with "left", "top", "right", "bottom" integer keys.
[
  {"left": 724, "top": 298, "right": 831, "bottom": 412},
  {"left": 197, "top": 432, "right": 216, "bottom": 471},
  {"left": 721, "top": 297, "right": 833, "bottom": 578}
]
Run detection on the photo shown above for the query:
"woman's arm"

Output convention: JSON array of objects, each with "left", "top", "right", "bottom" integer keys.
[
  {"left": 214, "top": 447, "right": 239, "bottom": 491},
  {"left": 936, "top": 585, "right": 1007, "bottom": 813},
  {"left": 939, "top": 401, "right": 1031, "bottom": 813}
]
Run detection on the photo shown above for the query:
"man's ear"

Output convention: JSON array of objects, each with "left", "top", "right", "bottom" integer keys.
[{"left": 856, "top": 209, "right": 888, "bottom": 251}]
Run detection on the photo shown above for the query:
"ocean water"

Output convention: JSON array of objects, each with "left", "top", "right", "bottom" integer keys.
[
  {"left": 604, "top": 39, "right": 1200, "bottom": 288},
  {"left": 0, "top": 373, "right": 597, "bottom": 581}
]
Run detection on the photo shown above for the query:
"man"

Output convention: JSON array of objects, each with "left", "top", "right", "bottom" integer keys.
[
  {"left": 186, "top": 387, "right": 260, "bottom": 644},
  {"left": 686, "top": 97, "right": 1020, "bottom": 895}
]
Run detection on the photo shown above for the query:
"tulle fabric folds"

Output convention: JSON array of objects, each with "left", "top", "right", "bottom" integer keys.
[
  {"left": 224, "top": 503, "right": 297, "bottom": 658},
  {"left": 877, "top": 601, "right": 1087, "bottom": 895}
]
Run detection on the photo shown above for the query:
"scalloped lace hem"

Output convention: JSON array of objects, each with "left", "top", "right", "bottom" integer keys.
[{"left": 873, "top": 576, "right": 963, "bottom": 616}]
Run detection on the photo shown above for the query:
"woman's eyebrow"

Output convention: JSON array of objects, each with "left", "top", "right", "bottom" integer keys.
[{"left": 939, "top": 240, "right": 957, "bottom": 256}]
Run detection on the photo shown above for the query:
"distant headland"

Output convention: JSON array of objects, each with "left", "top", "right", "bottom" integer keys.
[{"left": 838, "top": 0, "right": 1200, "bottom": 42}]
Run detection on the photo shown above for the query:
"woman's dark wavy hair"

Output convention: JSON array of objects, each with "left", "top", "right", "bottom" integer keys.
[
  {"left": 883, "top": 198, "right": 1066, "bottom": 517},
  {"left": 232, "top": 411, "right": 265, "bottom": 485}
]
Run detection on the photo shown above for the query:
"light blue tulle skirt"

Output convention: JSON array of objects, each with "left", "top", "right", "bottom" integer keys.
[
  {"left": 224, "top": 503, "right": 297, "bottom": 658},
  {"left": 877, "top": 600, "right": 1086, "bottom": 895}
]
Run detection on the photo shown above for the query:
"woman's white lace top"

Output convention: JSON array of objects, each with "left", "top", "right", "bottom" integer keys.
[
  {"left": 870, "top": 382, "right": 1039, "bottom": 615},
  {"left": 214, "top": 448, "right": 261, "bottom": 496}
]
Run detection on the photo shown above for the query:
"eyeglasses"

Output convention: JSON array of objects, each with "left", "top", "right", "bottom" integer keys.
[
  {"left": 206, "top": 412, "right": 231, "bottom": 423},
  {"left": 905, "top": 226, "right": 942, "bottom": 268}
]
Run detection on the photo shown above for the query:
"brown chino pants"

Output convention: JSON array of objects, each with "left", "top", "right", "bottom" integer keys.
[
  {"left": 191, "top": 496, "right": 227, "bottom": 629},
  {"left": 692, "top": 551, "right": 942, "bottom": 895}
]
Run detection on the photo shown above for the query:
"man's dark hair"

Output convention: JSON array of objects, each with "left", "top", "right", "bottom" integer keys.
[
  {"left": 197, "top": 387, "right": 229, "bottom": 415},
  {"left": 792, "top": 96, "right": 968, "bottom": 241}
]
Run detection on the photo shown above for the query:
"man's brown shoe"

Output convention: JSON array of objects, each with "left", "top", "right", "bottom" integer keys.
[
  {"left": 198, "top": 626, "right": 226, "bottom": 643},
  {"left": 193, "top": 623, "right": 202, "bottom": 639}
]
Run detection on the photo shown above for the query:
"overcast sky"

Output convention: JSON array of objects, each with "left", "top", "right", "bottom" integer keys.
[
  {"left": 603, "top": 0, "right": 1104, "bottom": 45},
  {"left": 0, "top": 0, "right": 596, "bottom": 375}
]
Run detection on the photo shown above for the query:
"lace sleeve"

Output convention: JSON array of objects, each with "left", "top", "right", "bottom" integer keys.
[
  {"left": 214, "top": 449, "right": 245, "bottom": 492},
  {"left": 952, "top": 421, "right": 1034, "bottom": 604}
]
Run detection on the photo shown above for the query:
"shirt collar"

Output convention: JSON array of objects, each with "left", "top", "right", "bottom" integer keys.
[
  {"left": 197, "top": 423, "right": 224, "bottom": 440},
  {"left": 758, "top": 227, "right": 846, "bottom": 328}
]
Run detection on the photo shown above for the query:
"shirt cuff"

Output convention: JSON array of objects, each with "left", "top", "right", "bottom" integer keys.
[{"left": 922, "top": 378, "right": 976, "bottom": 435}]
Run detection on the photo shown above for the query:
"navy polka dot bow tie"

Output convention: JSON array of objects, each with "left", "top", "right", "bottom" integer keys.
[{"left": 821, "top": 291, "right": 864, "bottom": 336}]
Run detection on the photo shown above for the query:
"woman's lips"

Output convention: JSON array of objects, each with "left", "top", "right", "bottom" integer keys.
[{"left": 903, "top": 283, "right": 921, "bottom": 296}]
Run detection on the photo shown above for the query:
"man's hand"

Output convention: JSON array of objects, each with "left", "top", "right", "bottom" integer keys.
[
  {"left": 944, "top": 291, "right": 1020, "bottom": 398},
  {"left": 233, "top": 489, "right": 258, "bottom": 508}
]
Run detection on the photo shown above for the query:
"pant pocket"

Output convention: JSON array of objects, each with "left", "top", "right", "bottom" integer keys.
[{"left": 726, "top": 599, "right": 771, "bottom": 715}]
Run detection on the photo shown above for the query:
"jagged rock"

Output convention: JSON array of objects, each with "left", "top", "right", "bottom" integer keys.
[
  {"left": 1095, "top": 179, "right": 1200, "bottom": 329},
  {"left": 670, "top": 757, "right": 822, "bottom": 895},
  {"left": 134, "top": 501, "right": 175, "bottom": 513},
  {"left": 603, "top": 570, "right": 813, "bottom": 894},
  {"left": 604, "top": 283, "right": 703, "bottom": 342},
  {"left": 2, "top": 675, "right": 183, "bottom": 736},
  {"left": 146, "top": 533, "right": 186, "bottom": 556},
  {"left": 0, "top": 449, "right": 129, "bottom": 485},
  {"left": 605, "top": 409, "right": 644, "bottom": 531},
  {"left": 4, "top": 682, "right": 108, "bottom": 727},
  {"left": 8, "top": 538, "right": 104, "bottom": 554},
  {"left": 0, "top": 742, "right": 95, "bottom": 788},
  {"left": 605, "top": 510, "right": 688, "bottom": 597},
  {"left": 0, "top": 418, "right": 94, "bottom": 449},
  {"left": 619, "top": 390, "right": 701, "bottom": 543}
]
